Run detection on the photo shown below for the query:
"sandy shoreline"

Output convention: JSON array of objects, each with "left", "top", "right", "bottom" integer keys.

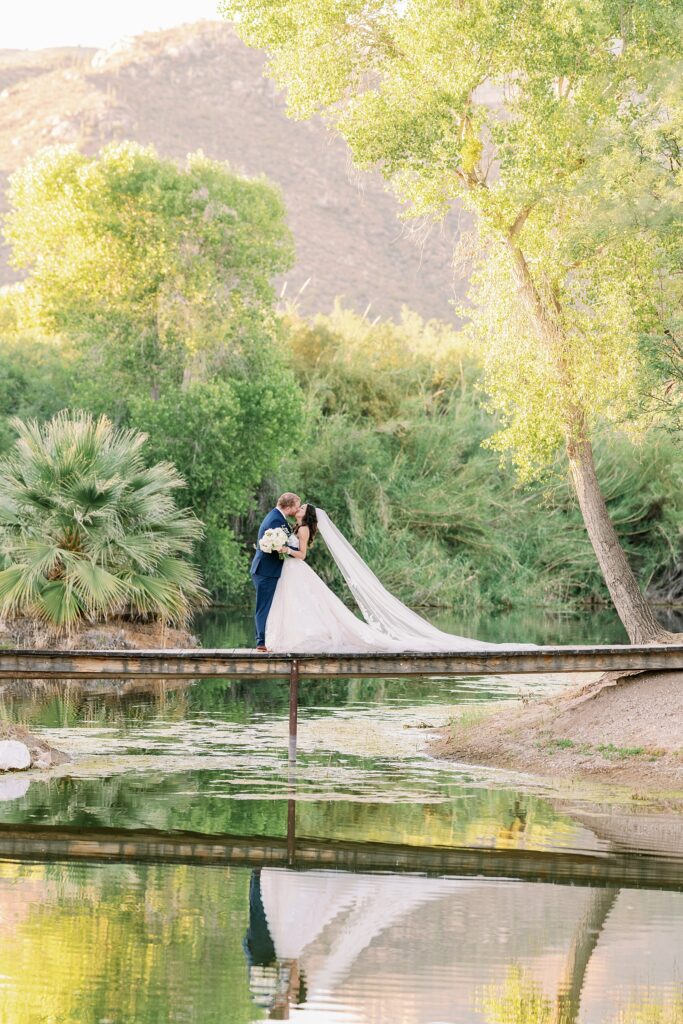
[{"left": 430, "top": 669, "right": 683, "bottom": 798}]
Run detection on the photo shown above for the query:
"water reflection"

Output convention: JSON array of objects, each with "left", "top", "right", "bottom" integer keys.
[
  {"left": 0, "top": 637, "right": 613, "bottom": 854},
  {"left": 0, "top": 767, "right": 604, "bottom": 857},
  {"left": 1, "top": 608, "right": 682, "bottom": 1023},
  {"left": 244, "top": 870, "right": 629, "bottom": 1022},
  {"left": 0, "top": 775, "right": 30, "bottom": 802},
  {"left": 195, "top": 606, "right": 632, "bottom": 648},
  {"left": 0, "top": 860, "right": 681, "bottom": 1024}
]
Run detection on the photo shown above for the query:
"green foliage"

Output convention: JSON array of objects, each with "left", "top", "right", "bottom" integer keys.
[
  {"left": 285, "top": 299, "right": 471, "bottom": 419},
  {"left": 0, "top": 330, "right": 74, "bottom": 454},
  {"left": 277, "top": 307, "right": 683, "bottom": 612},
  {"left": 1, "top": 144, "right": 304, "bottom": 601},
  {"left": 3, "top": 141, "right": 294, "bottom": 394},
  {"left": 130, "top": 370, "right": 304, "bottom": 599},
  {"left": 0, "top": 410, "right": 207, "bottom": 627},
  {"left": 223, "top": 0, "right": 682, "bottom": 474}
]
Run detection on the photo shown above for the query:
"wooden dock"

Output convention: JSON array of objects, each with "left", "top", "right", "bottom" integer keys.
[
  {"left": 1, "top": 643, "right": 683, "bottom": 679},
  {"left": 3, "top": 644, "right": 681, "bottom": 762}
]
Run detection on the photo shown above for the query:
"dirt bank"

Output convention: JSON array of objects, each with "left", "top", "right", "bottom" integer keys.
[
  {"left": 0, "top": 616, "right": 198, "bottom": 651},
  {"left": 431, "top": 670, "right": 683, "bottom": 794}
]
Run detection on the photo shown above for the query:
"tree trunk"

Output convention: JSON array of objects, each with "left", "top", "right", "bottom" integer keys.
[
  {"left": 567, "top": 432, "right": 669, "bottom": 643},
  {"left": 504, "top": 233, "right": 674, "bottom": 644},
  {"left": 552, "top": 887, "right": 619, "bottom": 1024}
]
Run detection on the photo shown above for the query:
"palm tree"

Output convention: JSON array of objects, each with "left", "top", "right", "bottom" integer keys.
[{"left": 0, "top": 410, "right": 208, "bottom": 629}]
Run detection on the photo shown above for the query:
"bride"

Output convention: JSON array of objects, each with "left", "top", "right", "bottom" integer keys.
[{"left": 265, "top": 504, "right": 531, "bottom": 653}]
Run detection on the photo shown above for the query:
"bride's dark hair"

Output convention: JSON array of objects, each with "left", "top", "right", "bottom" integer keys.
[{"left": 295, "top": 503, "right": 318, "bottom": 543}]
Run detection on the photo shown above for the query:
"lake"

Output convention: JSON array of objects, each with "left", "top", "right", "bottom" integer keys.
[{"left": 0, "top": 607, "right": 681, "bottom": 1023}]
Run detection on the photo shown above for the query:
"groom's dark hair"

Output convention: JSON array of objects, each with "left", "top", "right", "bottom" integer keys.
[{"left": 277, "top": 492, "right": 300, "bottom": 512}]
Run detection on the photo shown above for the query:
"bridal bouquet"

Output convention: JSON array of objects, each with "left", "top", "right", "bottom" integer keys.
[{"left": 259, "top": 527, "right": 290, "bottom": 557}]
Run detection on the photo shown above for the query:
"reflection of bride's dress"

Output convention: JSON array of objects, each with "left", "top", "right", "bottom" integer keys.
[{"left": 266, "top": 508, "right": 534, "bottom": 653}]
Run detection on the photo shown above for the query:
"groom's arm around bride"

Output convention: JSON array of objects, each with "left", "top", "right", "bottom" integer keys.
[{"left": 250, "top": 492, "right": 301, "bottom": 650}]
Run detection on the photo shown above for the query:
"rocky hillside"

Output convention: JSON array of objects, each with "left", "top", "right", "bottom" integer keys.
[{"left": 0, "top": 21, "right": 467, "bottom": 320}]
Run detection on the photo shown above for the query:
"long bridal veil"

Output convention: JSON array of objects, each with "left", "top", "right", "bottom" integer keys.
[{"left": 315, "top": 508, "right": 534, "bottom": 652}]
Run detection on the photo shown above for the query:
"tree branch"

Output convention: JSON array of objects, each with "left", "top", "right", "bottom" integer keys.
[{"left": 509, "top": 206, "right": 533, "bottom": 239}]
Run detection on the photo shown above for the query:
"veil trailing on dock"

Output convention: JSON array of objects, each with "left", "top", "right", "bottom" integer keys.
[{"left": 314, "top": 509, "right": 534, "bottom": 652}]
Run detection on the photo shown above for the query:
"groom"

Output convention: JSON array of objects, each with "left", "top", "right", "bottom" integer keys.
[{"left": 251, "top": 492, "right": 301, "bottom": 651}]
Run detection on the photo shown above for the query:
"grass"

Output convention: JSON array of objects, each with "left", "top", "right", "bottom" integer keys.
[
  {"left": 538, "top": 737, "right": 663, "bottom": 760},
  {"left": 537, "top": 737, "right": 593, "bottom": 755},
  {"left": 448, "top": 706, "right": 494, "bottom": 734},
  {"left": 596, "top": 743, "right": 646, "bottom": 759}
]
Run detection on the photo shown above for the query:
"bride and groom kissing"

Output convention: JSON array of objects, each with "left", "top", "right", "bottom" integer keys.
[
  {"left": 251, "top": 494, "right": 531, "bottom": 654},
  {"left": 250, "top": 492, "right": 311, "bottom": 652}
]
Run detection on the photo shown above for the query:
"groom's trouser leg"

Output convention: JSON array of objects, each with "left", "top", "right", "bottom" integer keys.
[{"left": 252, "top": 572, "right": 278, "bottom": 646}]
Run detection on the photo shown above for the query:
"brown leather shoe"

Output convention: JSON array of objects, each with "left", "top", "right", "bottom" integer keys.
[{"left": 255, "top": 645, "right": 269, "bottom": 652}]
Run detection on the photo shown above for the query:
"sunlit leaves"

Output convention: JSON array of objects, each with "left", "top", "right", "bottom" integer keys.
[
  {"left": 3, "top": 142, "right": 295, "bottom": 393},
  {"left": 223, "top": 0, "right": 682, "bottom": 475}
]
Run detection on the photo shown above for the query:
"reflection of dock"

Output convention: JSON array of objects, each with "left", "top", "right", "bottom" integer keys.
[
  {"left": 1, "top": 645, "right": 683, "bottom": 679},
  {"left": 1, "top": 823, "right": 682, "bottom": 891}
]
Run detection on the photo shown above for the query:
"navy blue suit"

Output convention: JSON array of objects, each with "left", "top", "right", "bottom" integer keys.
[{"left": 251, "top": 508, "right": 291, "bottom": 646}]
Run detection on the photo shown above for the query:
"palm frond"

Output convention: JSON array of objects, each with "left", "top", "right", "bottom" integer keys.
[
  {"left": 156, "top": 557, "right": 210, "bottom": 604},
  {"left": 35, "top": 580, "right": 84, "bottom": 626},
  {"left": 65, "top": 559, "right": 128, "bottom": 613},
  {"left": 0, "top": 411, "right": 206, "bottom": 628},
  {"left": 124, "top": 572, "right": 189, "bottom": 624},
  {"left": 8, "top": 540, "right": 64, "bottom": 579},
  {"left": 0, "top": 564, "right": 41, "bottom": 615}
]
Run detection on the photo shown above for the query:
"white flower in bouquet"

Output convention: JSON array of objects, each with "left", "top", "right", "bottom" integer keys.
[{"left": 259, "top": 527, "right": 289, "bottom": 555}]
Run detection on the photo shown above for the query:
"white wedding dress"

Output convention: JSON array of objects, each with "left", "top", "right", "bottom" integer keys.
[{"left": 265, "top": 509, "right": 534, "bottom": 653}]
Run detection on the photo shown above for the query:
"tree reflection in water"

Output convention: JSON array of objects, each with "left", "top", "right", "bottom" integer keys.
[
  {"left": 244, "top": 867, "right": 683, "bottom": 1024},
  {"left": 0, "top": 858, "right": 682, "bottom": 1023},
  {"left": 481, "top": 968, "right": 683, "bottom": 1024},
  {"left": 480, "top": 887, "right": 618, "bottom": 1024}
]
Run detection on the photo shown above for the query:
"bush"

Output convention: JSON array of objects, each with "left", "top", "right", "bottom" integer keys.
[
  {"left": 0, "top": 331, "right": 74, "bottom": 454},
  {"left": 131, "top": 364, "right": 304, "bottom": 601}
]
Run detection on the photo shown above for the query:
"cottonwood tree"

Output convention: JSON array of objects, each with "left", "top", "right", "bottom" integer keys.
[
  {"left": 4, "top": 142, "right": 294, "bottom": 396},
  {"left": 221, "top": 0, "right": 682, "bottom": 642},
  {"left": 4, "top": 143, "right": 304, "bottom": 600}
]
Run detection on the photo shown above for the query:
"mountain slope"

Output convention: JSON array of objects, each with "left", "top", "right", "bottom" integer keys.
[{"left": 0, "top": 21, "right": 467, "bottom": 321}]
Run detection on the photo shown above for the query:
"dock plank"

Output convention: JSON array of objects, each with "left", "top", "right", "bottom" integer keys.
[{"left": 0, "top": 645, "right": 682, "bottom": 678}]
